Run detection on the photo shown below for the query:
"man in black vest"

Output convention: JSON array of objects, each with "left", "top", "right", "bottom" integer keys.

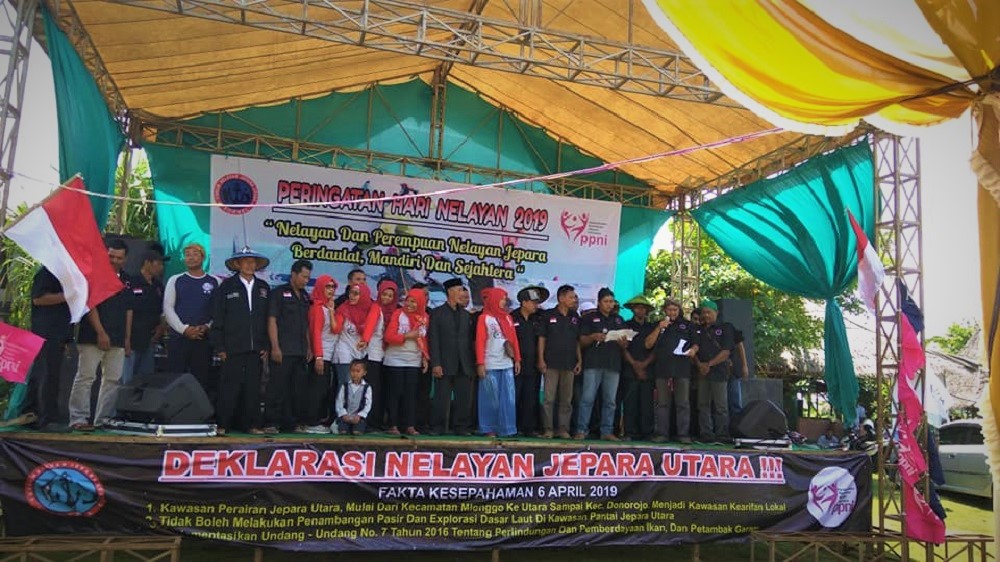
[
  {"left": 210, "top": 247, "right": 271, "bottom": 436},
  {"left": 512, "top": 285, "right": 547, "bottom": 436},
  {"left": 428, "top": 277, "right": 475, "bottom": 435},
  {"left": 264, "top": 259, "right": 312, "bottom": 434},
  {"left": 694, "top": 299, "right": 734, "bottom": 443}
]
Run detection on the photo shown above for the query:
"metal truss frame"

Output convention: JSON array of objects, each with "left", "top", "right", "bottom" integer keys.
[
  {"left": 95, "top": 0, "right": 726, "bottom": 104},
  {"left": 665, "top": 189, "right": 701, "bottom": 313},
  {"left": 0, "top": 0, "right": 38, "bottom": 222},
  {"left": 871, "top": 132, "right": 929, "bottom": 562},
  {"left": 141, "top": 114, "right": 658, "bottom": 208}
]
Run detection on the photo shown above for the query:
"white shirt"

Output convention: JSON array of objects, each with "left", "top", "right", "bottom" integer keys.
[
  {"left": 334, "top": 318, "right": 365, "bottom": 363},
  {"left": 366, "top": 309, "right": 386, "bottom": 363},
  {"left": 316, "top": 305, "right": 338, "bottom": 361},
  {"left": 383, "top": 313, "right": 422, "bottom": 368},
  {"left": 482, "top": 315, "right": 513, "bottom": 370},
  {"left": 239, "top": 275, "right": 255, "bottom": 311}
]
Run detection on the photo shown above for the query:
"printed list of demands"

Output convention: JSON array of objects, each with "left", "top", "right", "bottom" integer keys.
[{"left": 145, "top": 485, "right": 788, "bottom": 544}]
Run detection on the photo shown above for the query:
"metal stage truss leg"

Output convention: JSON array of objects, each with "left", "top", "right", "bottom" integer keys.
[
  {"left": 872, "top": 132, "right": 927, "bottom": 561},
  {"left": 0, "top": 0, "right": 37, "bottom": 222},
  {"left": 668, "top": 192, "right": 700, "bottom": 314}
]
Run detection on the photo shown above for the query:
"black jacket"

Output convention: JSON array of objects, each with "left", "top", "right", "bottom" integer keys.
[
  {"left": 429, "top": 303, "right": 475, "bottom": 377},
  {"left": 210, "top": 274, "right": 271, "bottom": 355}
]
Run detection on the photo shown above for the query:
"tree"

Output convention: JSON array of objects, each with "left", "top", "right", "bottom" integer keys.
[
  {"left": 644, "top": 220, "right": 825, "bottom": 373},
  {"left": 105, "top": 151, "right": 158, "bottom": 239},
  {"left": 927, "top": 320, "right": 978, "bottom": 355}
]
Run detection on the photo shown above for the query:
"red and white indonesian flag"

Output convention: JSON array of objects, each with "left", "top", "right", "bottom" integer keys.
[
  {"left": 847, "top": 210, "right": 884, "bottom": 315},
  {"left": 3, "top": 177, "right": 123, "bottom": 322}
]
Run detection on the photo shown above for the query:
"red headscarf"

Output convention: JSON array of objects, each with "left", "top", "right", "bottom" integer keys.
[
  {"left": 336, "top": 283, "right": 373, "bottom": 331},
  {"left": 377, "top": 279, "right": 399, "bottom": 327},
  {"left": 404, "top": 288, "right": 429, "bottom": 358},
  {"left": 481, "top": 287, "right": 517, "bottom": 346},
  {"left": 310, "top": 274, "right": 336, "bottom": 308}
]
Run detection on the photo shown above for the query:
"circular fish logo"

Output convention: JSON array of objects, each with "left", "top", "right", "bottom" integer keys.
[
  {"left": 25, "top": 461, "right": 106, "bottom": 517},
  {"left": 214, "top": 173, "right": 258, "bottom": 215}
]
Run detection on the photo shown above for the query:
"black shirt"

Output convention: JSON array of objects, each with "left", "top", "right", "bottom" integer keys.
[
  {"left": 580, "top": 311, "right": 625, "bottom": 371},
  {"left": 268, "top": 283, "right": 311, "bottom": 357},
  {"left": 541, "top": 308, "right": 580, "bottom": 371},
  {"left": 30, "top": 267, "right": 71, "bottom": 340},
  {"left": 696, "top": 322, "right": 735, "bottom": 381},
  {"left": 130, "top": 274, "right": 164, "bottom": 351},
  {"left": 78, "top": 271, "right": 133, "bottom": 348},
  {"left": 623, "top": 318, "right": 655, "bottom": 377},
  {"left": 512, "top": 308, "right": 541, "bottom": 374},
  {"left": 651, "top": 318, "right": 699, "bottom": 379}
]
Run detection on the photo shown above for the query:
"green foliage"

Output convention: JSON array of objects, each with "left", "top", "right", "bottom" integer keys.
[
  {"left": 105, "top": 151, "right": 158, "bottom": 239},
  {"left": 1, "top": 203, "right": 38, "bottom": 330},
  {"left": 927, "top": 320, "right": 978, "bottom": 355},
  {"left": 0, "top": 203, "right": 38, "bottom": 412},
  {"left": 644, "top": 220, "right": 825, "bottom": 373}
]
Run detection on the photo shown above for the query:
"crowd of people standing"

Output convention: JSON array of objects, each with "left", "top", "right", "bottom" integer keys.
[{"left": 18, "top": 240, "right": 749, "bottom": 443}]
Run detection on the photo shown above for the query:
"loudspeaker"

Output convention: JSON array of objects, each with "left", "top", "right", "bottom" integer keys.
[
  {"left": 716, "top": 298, "right": 755, "bottom": 378},
  {"left": 733, "top": 400, "right": 788, "bottom": 439},
  {"left": 114, "top": 373, "right": 214, "bottom": 424}
]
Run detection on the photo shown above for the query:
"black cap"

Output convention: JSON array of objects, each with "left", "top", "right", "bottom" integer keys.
[{"left": 443, "top": 277, "right": 464, "bottom": 291}]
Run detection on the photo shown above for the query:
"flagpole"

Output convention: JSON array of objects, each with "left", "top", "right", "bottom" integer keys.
[{"left": 0, "top": 173, "right": 83, "bottom": 234}]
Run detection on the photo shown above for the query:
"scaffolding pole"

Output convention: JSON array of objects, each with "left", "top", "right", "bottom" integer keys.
[{"left": 0, "top": 0, "right": 38, "bottom": 222}]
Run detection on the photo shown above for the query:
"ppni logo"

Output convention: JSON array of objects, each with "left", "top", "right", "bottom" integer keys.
[
  {"left": 807, "top": 466, "right": 856, "bottom": 528},
  {"left": 214, "top": 173, "right": 258, "bottom": 215},
  {"left": 560, "top": 211, "right": 607, "bottom": 247},
  {"left": 25, "top": 461, "right": 106, "bottom": 517}
]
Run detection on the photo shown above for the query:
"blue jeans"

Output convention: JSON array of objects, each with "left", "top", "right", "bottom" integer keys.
[
  {"left": 728, "top": 377, "right": 744, "bottom": 417},
  {"left": 121, "top": 346, "right": 156, "bottom": 386},
  {"left": 478, "top": 368, "right": 516, "bottom": 436},
  {"left": 577, "top": 368, "right": 619, "bottom": 437}
]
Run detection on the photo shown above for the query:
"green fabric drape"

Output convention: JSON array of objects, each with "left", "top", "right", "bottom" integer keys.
[
  {"left": 145, "top": 145, "right": 212, "bottom": 276},
  {"left": 616, "top": 206, "right": 673, "bottom": 317},
  {"left": 690, "top": 143, "right": 876, "bottom": 425},
  {"left": 43, "top": 9, "right": 124, "bottom": 228}
]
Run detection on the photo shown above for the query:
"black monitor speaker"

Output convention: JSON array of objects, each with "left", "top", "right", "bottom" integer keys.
[
  {"left": 733, "top": 399, "right": 788, "bottom": 439},
  {"left": 115, "top": 373, "right": 214, "bottom": 424}
]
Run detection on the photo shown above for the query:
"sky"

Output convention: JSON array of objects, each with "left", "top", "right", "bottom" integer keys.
[{"left": 3, "top": 35, "right": 983, "bottom": 339}]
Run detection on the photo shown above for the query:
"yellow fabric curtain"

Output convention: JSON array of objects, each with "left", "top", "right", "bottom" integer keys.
[{"left": 644, "top": 0, "right": 1000, "bottom": 534}]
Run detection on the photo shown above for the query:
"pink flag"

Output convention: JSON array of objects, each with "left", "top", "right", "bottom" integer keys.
[
  {"left": 0, "top": 322, "right": 44, "bottom": 383},
  {"left": 4, "top": 178, "right": 124, "bottom": 322},
  {"left": 898, "top": 312, "right": 926, "bottom": 384},
  {"left": 847, "top": 210, "right": 884, "bottom": 315},
  {"left": 903, "top": 484, "right": 946, "bottom": 544},
  {"left": 894, "top": 296, "right": 945, "bottom": 543}
]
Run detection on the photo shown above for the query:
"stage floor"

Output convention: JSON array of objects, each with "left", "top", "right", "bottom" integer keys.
[{"left": 0, "top": 425, "right": 846, "bottom": 455}]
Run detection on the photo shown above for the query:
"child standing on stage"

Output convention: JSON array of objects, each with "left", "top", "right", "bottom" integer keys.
[
  {"left": 334, "top": 359, "right": 372, "bottom": 435},
  {"left": 475, "top": 287, "right": 520, "bottom": 437}
]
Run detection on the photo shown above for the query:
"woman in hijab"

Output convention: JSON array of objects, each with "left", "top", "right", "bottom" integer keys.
[
  {"left": 305, "top": 275, "right": 338, "bottom": 434},
  {"left": 359, "top": 279, "right": 398, "bottom": 432},
  {"left": 382, "top": 288, "right": 429, "bottom": 436},
  {"left": 333, "top": 283, "right": 378, "bottom": 387},
  {"left": 475, "top": 287, "right": 520, "bottom": 438}
]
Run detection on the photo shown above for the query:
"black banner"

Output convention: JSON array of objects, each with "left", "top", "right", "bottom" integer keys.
[{"left": 0, "top": 437, "right": 871, "bottom": 550}]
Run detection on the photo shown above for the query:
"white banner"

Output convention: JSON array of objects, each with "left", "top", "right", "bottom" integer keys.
[{"left": 210, "top": 157, "right": 620, "bottom": 308}]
